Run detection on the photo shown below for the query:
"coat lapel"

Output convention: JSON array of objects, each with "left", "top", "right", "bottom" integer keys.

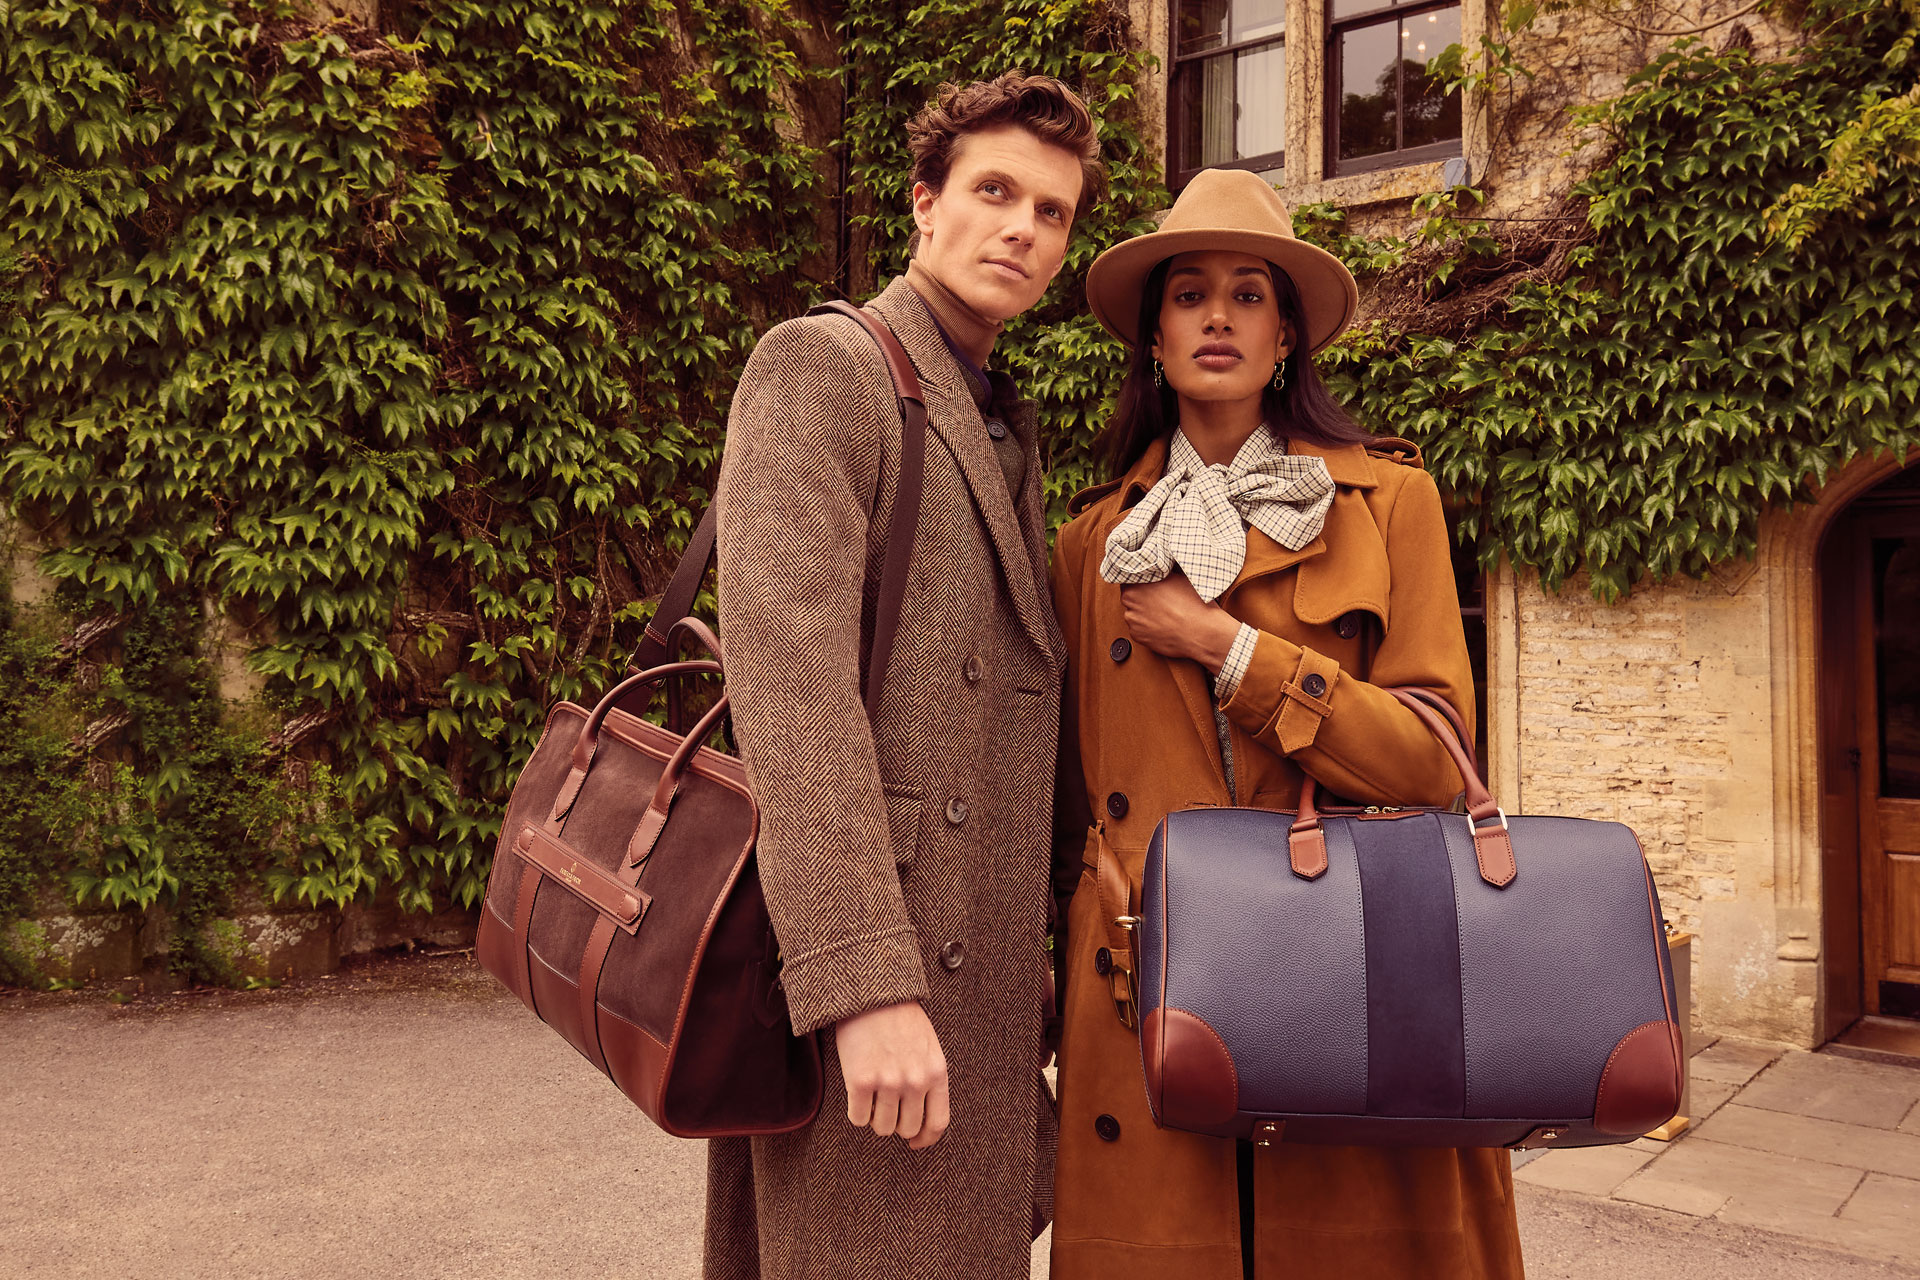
[
  {"left": 1102, "top": 437, "right": 1229, "bottom": 789},
  {"left": 1222, "top": 438, "right": 1392, "bottom": 627},
  {"left": 868, "top": 279, "right": 1060, "bottom": 667}
]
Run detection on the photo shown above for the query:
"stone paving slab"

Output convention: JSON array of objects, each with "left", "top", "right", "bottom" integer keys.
[
  {"left": 1515, "top": 1144, "right": 1657, "bottom": 1196},
  {"left": 1687, "top": 1076, "right": 1738, "bottom": 1125},
  {"left": 1612, "top": 1135, "right": 1863, "bottom": 1222},
  {"left": 1691, "top": 1037, "right": 1789, "bottom": 1087},
  {"left": 1901, "top": 1102, "right": 1920, "bottom": 1135},
  {"left": 1695, "top": 1104, "right": 1920, "bottom": 1180},
  {"left": 1739, "top": 1050, "right": 1920, "bottom": 1130},
  {"left": 1719, "top": 1171, "right": 1920, "bottom": 1269}
]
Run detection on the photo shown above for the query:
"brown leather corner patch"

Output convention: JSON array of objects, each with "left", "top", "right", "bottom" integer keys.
[
  {"left": 1593, "top": 1019, "right": 1684, "bottom": 1135},
  {"left": 1142, "top": 1006, "right": 1240, "bottom": 1132}
]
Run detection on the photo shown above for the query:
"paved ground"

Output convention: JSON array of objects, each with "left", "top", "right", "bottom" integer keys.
[
  {"left": 1511, "top": 1034, "right": 1920, "bottom": 1272},
  {"left": 3, "top": 955, "right": 1917, "bottom": 1279}
]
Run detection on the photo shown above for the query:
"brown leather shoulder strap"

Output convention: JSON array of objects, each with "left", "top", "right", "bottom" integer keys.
[{"left": 630, "top": 301, "right": 927, "bottom": 721}]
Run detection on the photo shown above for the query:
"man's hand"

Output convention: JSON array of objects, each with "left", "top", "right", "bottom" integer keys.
[
  {"left": 1120, "top": 574, "right": 1241, "bottom": 673},
  {"left": 835, "top": 1001, "right": 950, "bottom": 1150}
]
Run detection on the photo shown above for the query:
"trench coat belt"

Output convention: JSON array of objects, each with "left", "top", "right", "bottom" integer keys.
[{"left": 1083, "top": 825, "right": 1140, "bottom": 1029}]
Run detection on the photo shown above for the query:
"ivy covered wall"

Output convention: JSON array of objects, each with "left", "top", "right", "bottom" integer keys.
[
  {"left": 0, "top": 0, "right": 1156, "bottom": 980},
  {"left": 1314, "top": 0, "right": 1920, "bottom": 599},
  {"left": 2, "top": 0, "right": 1916, "bottom": 983}
]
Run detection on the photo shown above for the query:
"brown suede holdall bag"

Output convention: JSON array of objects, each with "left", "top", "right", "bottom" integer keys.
[{"left": 475, "top": 300, "right": 926, "bottom": 1137}]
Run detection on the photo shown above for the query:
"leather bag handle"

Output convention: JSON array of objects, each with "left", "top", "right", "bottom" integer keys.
[
  {"left": 626, "top": 300, "right": 927, "bottom": 722},
  {"left": 661, "top": 616, "right": 727, "bottom": 736},
  {"left": 625, "top": 690, "right": 735, "bottom": 871},
  {"left": 548, "top": 660, "right": 723, "bottom": 826},
  {"left": 1287, "top": 688, "right": 1516, "bottom": 888}
]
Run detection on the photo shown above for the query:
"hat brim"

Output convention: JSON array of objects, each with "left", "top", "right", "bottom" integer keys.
[{"left": 1084, "top": 228, "right": 1360, "bottom": 357}]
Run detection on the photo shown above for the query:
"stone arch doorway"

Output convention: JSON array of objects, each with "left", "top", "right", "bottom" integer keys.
[{"left": 1815, "top": 457, "right": 1920, "bottom": 1043}]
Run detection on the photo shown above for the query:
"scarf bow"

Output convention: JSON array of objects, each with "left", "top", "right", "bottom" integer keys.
[{"left": 1099, "top": 430, "right": 1334, "bottom": 602}]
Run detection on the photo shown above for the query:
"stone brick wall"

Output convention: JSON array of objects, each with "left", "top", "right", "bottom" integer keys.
[
  {"left": 1510, "top": 565, "right": 1762, "bottom": 935},
  {"left": 1495, "top": 552, "right": 1824, "bottom": 1043}
]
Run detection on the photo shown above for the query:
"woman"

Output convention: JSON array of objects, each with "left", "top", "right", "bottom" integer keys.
[{"left": 1048, "top": 168, "right": 1525, "bottom": 1278}]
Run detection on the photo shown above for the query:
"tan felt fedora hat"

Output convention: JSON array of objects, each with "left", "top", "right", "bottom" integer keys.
[{"left": 1085, "top": 168, "right": 1360, "bottom": 356}]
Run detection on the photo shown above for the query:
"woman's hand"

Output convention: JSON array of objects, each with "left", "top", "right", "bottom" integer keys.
[{"left": 1120, "top": 574, "right": 1243, "bottom": 673}]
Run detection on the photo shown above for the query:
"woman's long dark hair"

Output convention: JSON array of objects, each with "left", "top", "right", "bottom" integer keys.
[{"left": 1099, "top": 259, "right": 1374, "bottom": 479}]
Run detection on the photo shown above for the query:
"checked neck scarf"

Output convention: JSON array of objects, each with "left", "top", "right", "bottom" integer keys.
[{"left": 1099, "top": 428, "right": 1334, "bottom": 602}]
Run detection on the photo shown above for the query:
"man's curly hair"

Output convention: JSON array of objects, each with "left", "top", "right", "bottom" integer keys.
[{"left": 905, "top": 72, "right": 1107, "bottom": 253}]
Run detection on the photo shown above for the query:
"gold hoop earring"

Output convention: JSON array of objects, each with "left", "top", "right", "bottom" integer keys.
[
  {"left": 1153, "top": 360, "right": 1165, "bottom": 388},
  {"left": 1272, "top": 361, "right": 1287, "bottom": 391}
]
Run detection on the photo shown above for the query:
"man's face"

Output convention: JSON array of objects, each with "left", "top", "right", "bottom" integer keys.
[{"left": 911, "top": 125, "right": 1084, "bottom": 323}]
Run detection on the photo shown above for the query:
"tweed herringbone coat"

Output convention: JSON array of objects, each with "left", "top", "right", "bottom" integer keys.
[
  {"left": 1049, "top": 434, "right": 1525, "bottom": 1279},
  {"left": 702, "top": 277, "right": 1064, "bottom": 1280}
]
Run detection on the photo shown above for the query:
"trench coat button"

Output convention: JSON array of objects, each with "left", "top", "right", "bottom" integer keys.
[
  {"left": 986, "top": 419, "right": 1009, "bottom": 440},
  {"left": 1095, "top": 1114, "right": 1121, "bottom": 1142},
  {"left": 1301, "top": 673, "right": 1328, "bottom": 699},
  {"left": 1094, "top": 947, "right": 1113, "bottom": 976},
  {"left": 963, "top": 655, "right": 984, "bottom": 683},
  {"left": 1336, "top": 612, "right": 1361, "bottom": 640},
  {"left": 946, "top": 797, "right": 969, "bottom": 825},
  {"left": 1106, "top": 792, "right": 1129, "bottom": 820},
  {"left": 940, "top": 941, "right": 965, "bottom": 971},
  {"left": 1110, "top": 638, "right": 1132, "bottom": 663}
]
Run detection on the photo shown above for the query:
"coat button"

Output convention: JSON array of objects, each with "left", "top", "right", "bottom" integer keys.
[
  {"left": 986, "top": 418, "right": 1008, "bottom": 440},
  {"left": 1106, "top": 792, "right": 1129, "bottom": 820},
  {"left": 940, "top": 941, "right": 965, "bottom": 971},
  {"left": 1301, "top": 673, "right": 1328, "bottom": 699},
  {"left": 963, "top": 655, "right": 984, "bottom": 683},
  {"left": 1336, "top": 612, "right": 1361, "bottom": 640},
  {"left": 1094, "top": 947, "right": 1113, "bottom": 976},
  {"left": 1110, "top": 638, "right": 1131, "bottom": 663},
  {"left": 946, "top": 797, "right": 969, "bottom": 825},
  {"left": 1095, "top": 1114, "right": 1121, "bottom": 1142}
]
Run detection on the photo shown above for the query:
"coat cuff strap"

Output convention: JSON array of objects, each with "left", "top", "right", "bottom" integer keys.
[{"left": 1267, "top": 647, "right": 1343, "bottom": 754}]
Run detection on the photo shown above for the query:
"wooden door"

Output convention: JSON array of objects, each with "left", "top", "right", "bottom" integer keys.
[{"left": 1850, "top": 498, "right": 1920, "bottom": 1016}]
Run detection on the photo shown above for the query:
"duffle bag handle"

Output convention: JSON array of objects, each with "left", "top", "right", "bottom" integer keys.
[{"left": 1287, "top": 688, "right": 1516, "bottom": 888}]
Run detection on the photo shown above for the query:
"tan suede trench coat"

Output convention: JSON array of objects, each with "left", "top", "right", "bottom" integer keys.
[
  {"left": 1048, "top": 433, "right": 1525, "bottom": 1280},
  {"left": 703, "top": 277, "right": 1064, "bottom": 1280}
]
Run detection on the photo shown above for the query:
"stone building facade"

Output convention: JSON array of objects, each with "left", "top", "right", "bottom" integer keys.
[{"left": 1124, "top": 0, "right": 1920, "bottom": 1049}]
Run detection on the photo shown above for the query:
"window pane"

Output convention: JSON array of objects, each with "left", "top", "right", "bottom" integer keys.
[
  {"left": 1177, "top": 55, "right": 1238, "bottom": 169},
  {"left": 1233, "top": 0, "right": 1285, "bottom": 43},
  {"left": 1179, "top": 0, "right": 1230, "bottom": 56},
  {"left": 1338, "top": 17, "right": 1399, "bottom": 161},
  {"left": 1331, "top": 0, "right": 1387, "bottom": 21},
  {"left": 1236, "top": 41, "right": 1285, "bottom": 159},
  {"left": 1402, "top": 5, "right": 1463, "bottom": 149}
]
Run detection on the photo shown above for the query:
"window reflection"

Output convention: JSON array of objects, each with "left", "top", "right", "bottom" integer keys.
[
  {"left": 1332, "top": 0, "right": 1462, "bottom": 169},
  {"left": 1179, "top": 0, "right": 1228, "bottom": 56},
  {"left": 1404, "top": 7, "right": 1462, "bottom": 148},
  {"left": 1338, "top": 18, "right": 1399, "bottom": 161}
]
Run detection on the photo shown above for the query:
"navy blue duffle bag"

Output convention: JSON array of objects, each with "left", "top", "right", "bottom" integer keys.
[{"left": 1127, "top": 689, "right": 1683, "bottom": 1152}]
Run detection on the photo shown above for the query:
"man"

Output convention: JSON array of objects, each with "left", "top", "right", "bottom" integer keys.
[{"left": 704, "top": 73, "right": 1106, "bottom": 1279}]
